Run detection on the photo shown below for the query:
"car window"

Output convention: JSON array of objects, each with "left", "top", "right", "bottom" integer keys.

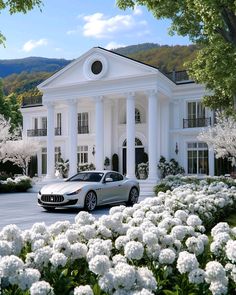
[
  {"left": 68, "top": 172, "right": 103, "bottom": 182},
  {"left": 105, "top": 172, "right": 123, "bottom": 182}
]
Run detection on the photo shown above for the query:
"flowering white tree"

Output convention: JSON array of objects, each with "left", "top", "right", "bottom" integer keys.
[
  {"left": 0, "top": 139, "right": 40, "bottom": 175},
  {"left": 0, "top": 114, "right": 14, "bottom": 143},
  {"left": 198, "top": 112, "right": 236, "bottom": 166}
]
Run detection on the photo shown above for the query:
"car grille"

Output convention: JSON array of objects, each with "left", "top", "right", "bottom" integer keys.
[{"left": 41, "top": 194, "right": 64, "bottom": 203}]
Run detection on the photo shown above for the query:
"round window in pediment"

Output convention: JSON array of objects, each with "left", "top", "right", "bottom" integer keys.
[{"left": 91, "top": 60, "right": 103, "bottom": 75}]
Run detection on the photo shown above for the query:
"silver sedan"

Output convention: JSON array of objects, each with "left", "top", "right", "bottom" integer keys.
[{"left": 38, "top": 170, "right": 140, "bottom": 211}]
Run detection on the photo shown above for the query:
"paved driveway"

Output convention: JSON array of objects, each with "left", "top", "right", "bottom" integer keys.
[
  {"left": 0, "top": 192, "right": 148, "bottom": 231},
  {"left": 0, "top": 192, "right": 112, "bottom": 230}
]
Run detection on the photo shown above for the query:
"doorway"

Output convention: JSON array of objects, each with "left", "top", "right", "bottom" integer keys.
[{"left": 122, "top": 138, "right": 145, "bottom": 175}]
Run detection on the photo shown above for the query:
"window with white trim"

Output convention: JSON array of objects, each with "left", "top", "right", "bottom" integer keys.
[
  {"left": 78, "top": 112, "right": 89, "bottom": 134},
  {"left": 77, "top": 146, "right": 88, "bottom": 164},
  {"left": 187, "top": 142, "right": 208, "bottom": 174},
  {"left": 135, "top": 108, "right": 141, "bottom": 124}
]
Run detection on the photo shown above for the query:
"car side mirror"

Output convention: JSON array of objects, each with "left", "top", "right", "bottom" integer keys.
[{"left": 105, "top": 177, "right": 113, "bottom": 183}]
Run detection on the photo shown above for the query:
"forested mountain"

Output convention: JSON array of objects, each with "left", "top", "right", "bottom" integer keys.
[{"left": 0, "top": 57, "right": 71, "bottom": 78}]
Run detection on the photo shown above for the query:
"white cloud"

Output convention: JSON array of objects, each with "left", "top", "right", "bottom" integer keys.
[
  {"left": 22, "top": 39, "right": 48, "bottom": 52},
  {"left": 82, "top": 12, "right": 146, "bottom": 39},
  {"left": 133, "top": 5, "right": 143, "bottom": 15},
  {"left": 105, "top": 41, "right": 126, "bottom": 50}
]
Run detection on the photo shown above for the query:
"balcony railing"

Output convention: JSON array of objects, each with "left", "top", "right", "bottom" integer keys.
[
  {"left": 22, "top": 95, "right": 43, "bottom": 107},
  {"left": 165, "top": 70, "right": 194, "bottom": 83},
  {"left": 78, "top": 126, "right": 89, "bottom": 134},
  {"left": 183, "top": 117, "right": 211, "bottom": 128},
  {"left": 27, "top": 128, "right": 62, "bottom": 137}
]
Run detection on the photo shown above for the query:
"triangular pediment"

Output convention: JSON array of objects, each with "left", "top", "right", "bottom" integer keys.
[{"left": 38, "top": 47, "right": 159, "bottom": 89}]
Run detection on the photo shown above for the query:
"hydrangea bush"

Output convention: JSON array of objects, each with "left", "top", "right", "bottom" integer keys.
[
  {"left": 0, "top": 175, "right": 32, "bottom": 193},
  {"left": 0, "top": 178, "right": 236, "bottom": 294}
]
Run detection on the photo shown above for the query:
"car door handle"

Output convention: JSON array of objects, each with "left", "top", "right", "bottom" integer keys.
[{"left": 118, "top": 184, "right": 122, "bottom": 187}]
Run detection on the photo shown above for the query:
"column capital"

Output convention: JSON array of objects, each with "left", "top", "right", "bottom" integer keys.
[
  {"left": 146, "top": 89, "right": 158, "bottom": 97},
  {"left": 44, "top": 101, "right": 55, "bottom": 108},
  {"left": 125, "top": 92, "right": 135, "bottom": 100},
  {"left": 93, "top": 95, "right": 104, "bottom": 103}
]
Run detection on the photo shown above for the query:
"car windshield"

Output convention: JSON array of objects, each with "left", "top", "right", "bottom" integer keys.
[{"left": 68, "top": 172, "right": 104, "bottom": 182}]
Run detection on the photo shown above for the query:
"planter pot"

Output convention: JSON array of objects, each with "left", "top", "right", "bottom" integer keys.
[{"left": 139, "top": 172, "right": 147, "bottom": 179}]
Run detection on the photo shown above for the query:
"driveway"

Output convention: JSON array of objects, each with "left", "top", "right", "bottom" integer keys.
[{"left": 0, "top": 192, "right": 148, "bottom": 230}]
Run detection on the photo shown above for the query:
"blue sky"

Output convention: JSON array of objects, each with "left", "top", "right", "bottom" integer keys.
[{"left": 0, "top": 0, "right": 191, "bottom": 60}]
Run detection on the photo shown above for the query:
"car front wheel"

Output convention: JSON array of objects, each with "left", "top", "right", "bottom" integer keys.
[
  {"left": 84, "top": 191, "right": 97, "bottom": 211},
  {"left": 127, "top": 187, "right": 139, "bottom": 205}
]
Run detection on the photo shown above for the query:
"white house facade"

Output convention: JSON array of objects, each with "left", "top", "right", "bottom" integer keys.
[{"left": 21, "top": 47, "right": 225, "bottom": 190}]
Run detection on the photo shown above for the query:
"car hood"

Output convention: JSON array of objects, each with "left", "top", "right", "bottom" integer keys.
[{"left": 40, "top": 181, "right": 94, "bottom": 195}]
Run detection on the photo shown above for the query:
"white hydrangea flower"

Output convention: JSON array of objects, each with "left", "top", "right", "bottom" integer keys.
[
  {"left": 136, "top": 267, "right": 157, "bottom": 290},
  {"left": 205, "top": 261, "right": 227, "bottom": 283},
  {"left": 124, "top": 241, "right": 144, "bottom": 260},
  {"left": 32, "top": 239, "right": 45, "bottom": 251},
  {"left": 225, "top": 240, "right": 236, "bottom": 263},
  {"left": 143, "top": 232, "right": 158, "bottom": 246},
  {"left": 159, "top": 249, "right": 176, "bottom": 264},
  {"left": 89, "top": 255, "right": 111, "bottom": 275},
  {"left": 188, "top": 268, "right": 205, "bottom": 284},
  {"left": 30, "top": 280, "right": 54, "bottom": 295},
  {"left": 9, "top": 268, "right": 41, "bottom": 290},
  {"left": 126, "top": 227, "right": 143, "bottom": 242},
  {"left": 113, "top": 262, "right": 136, "bottom": 290},
  {"left": 186, "top": 215, "right": 202, "bottom": 227},
  {"left": 185, "top": 237, "right": 205, "bottom": 255},
  {"left": 34, "top": 246, "right": 53, "bottom": 269},
  {"left": 209, "top": 281, "right": 228, "bottom": 295},
  {"left": 49, "top": 221, "right": 71, "bottom": 237},
  {"left": 115, "top": 236, "right": 130, "bottom": 251},
  {"left": 75, "top": 211, "right": 95, "bottom": 225},
  {"left": 109, "top": 205, "right": 126, "bottom": 215},
  {"left": 99, "top": 270, "right": 115, "bottom": 292},
  {"left": 65, "top": 229, "right": 79, "bottom": 243},
  {"left": 171, "top": 225, "right": 188, "bottom": 241},
  {"left": 174, "top": 210, "right": 188, "bottom": 222},
  {"left": 50, "top": 253, "right": 67, "bottom": 268},
  {"left": 177, "top": 251, "right": 199, "bottom": 274},
  {"left": 112, "top": 254, "right": 127, "bottom": 266},
  {"left": 70, "top": 242, "right": 88, "bottom": 260},
  {"left": 96, "top": 225, "right": 112, "bottom": 238},
  {"left": 0, "top": 240, "right": 11, "bottom": 257},
  {"left": 146, "top": 244, "right": 161, "bottom": 260},
  {"left": 53, "top": 238, "right": 71, "bottom": 256},
  {"left": 74, "top": 285, "right": 94, "bottom": 295},
  {"left": 0, "top": 255, "right": 24, "bottom": 277},
  {"left": 211, "top": 223, "right": 230, "bottom": 237},
  {"left": 87, "top": 239, "right": 112, "bottom": 260},
  {"left": 79, "top": 225, "right": 96, "bottom": 240}
]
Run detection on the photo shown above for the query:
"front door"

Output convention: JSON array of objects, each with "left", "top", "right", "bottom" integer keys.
[{"left": 122, "top": 147, "right": 145, "bottom": 175}]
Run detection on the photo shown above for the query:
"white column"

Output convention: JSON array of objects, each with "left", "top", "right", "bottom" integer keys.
[
  {"left": 46, "top": 103, "right": 55, "bottom": 178},
  {"left": 148, "top": 90, "right": 158, "bottom": 180},
  {"left": 126, "top": 93, "right": 135, "bottom": 178},
  {"left": 68, "top": 100, "right": 78, "bottom": 177},
  {"left": 95, "top": 96, "right": 104, "bottom": 170},
  {"left": 209, "top": 149, "right": 215, "bottom": 176}
]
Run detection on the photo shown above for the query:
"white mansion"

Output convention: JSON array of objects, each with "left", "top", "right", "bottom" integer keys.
[{"left": 21, "top": 47, "right": 226, "bottom": 185}]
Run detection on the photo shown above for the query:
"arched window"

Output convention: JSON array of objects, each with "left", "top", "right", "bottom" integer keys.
[
  {"left": 135, "top": 108, "right": 141, "bottom": 124},
  {"left": 123, "top": 138, "right": 143, "bottom": 147}
]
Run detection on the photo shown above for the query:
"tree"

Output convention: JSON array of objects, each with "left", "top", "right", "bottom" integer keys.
[
  {"left": 0, "top": 139, "right": 40, "bottom": 175},
  {"left": 0, "top": 79, "right": 10, "bottom": 119},
  {"left": 198, "top": 112, "right": 236, "bottom": 166},
  {"left": 116, "top": 0, "right": 236, "bottom": 111},
  {"left": 0, "top": 114, "right": 18, "bottom": 144},
  {"left": 0, "top": 0, "right": 42, "bottom": 45}
]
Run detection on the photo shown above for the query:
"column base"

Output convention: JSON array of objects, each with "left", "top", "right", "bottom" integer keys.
[
  {"left": 126, "top": 174, "right": 136, "bottom": 179},
  {"left": 147, "top": 175, "right": 159, "bottom": 182},
  {"left": 45, "top": 173, "right": 56, "bottom": 180}
]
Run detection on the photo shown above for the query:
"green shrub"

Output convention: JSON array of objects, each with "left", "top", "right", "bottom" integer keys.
[{"left": 0, "top": 176, "right": 32, "bottom": 193}]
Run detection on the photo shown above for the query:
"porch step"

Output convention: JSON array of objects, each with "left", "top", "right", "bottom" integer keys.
[{"left": 139, "top": 180, "right": 158, "bottom": 197}]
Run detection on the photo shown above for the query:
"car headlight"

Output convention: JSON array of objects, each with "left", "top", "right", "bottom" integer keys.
[{"left": 67, "top": 188, "right": 82, "bottom": 196}]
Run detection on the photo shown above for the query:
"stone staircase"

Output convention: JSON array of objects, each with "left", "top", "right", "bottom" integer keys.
[{"left": 139, "top": 179, "right": 157, "bottom": 196}]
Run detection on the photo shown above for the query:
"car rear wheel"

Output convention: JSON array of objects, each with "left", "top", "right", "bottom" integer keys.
[
  {"left": 84, "top": 191, "right": 97, "bottom": 211},
  {"left": 42, "top": 206, "right": 56, "bottom": 212},
  {"left": 127, "top": 187, "right": 139, "bottom": 205}
]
